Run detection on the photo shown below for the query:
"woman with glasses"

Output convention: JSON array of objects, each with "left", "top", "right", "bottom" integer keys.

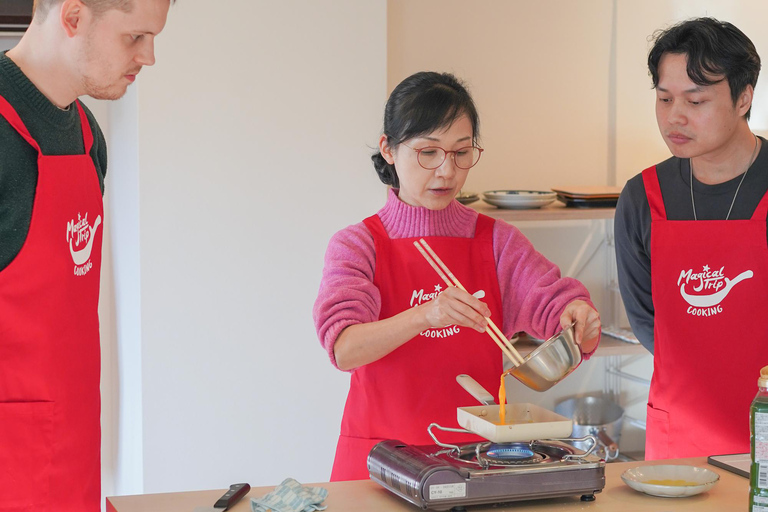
[{"left": 313, "top": 71, "right": 601, "bottom": 481}]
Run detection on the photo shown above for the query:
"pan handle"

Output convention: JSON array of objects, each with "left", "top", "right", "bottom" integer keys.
[
  {"left": 428, "top": 423, "right": 474, "bottom": 453},
  {"left": 558, "top": 435, "right": 599, "bottom": 461},
  {"left": 456, "top": 374, "right": 496, "bottom": 405},
  {"left": 592, "top": 427, "right": 620, "bottom": 461}
]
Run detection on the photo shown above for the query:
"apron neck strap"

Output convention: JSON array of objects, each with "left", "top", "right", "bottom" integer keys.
[
  {"left": 752, "top": 188, "right": 768, "bottom": 220},
  {"left": 0, "top": 96, "right": 93, "bottom": 156},
  {"left": 0, "top": 94, "right": 41, "bottom": 153},
  {"left": 642, "top": 166, "right": 666, "bottom": 221},
  {"left": 75, "top": 100, "right": 94, "bottom": 155}
]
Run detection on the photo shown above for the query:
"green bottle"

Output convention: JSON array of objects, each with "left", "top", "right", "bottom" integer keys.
[{"left": 750, "top": 365, "right": 768, "bottom": 511}]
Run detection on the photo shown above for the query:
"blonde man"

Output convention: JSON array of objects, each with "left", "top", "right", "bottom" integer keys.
[{"left": 0, "top": 1, "right": 173, "bottom": 510}]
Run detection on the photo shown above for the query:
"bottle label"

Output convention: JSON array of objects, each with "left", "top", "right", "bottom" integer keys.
[
  {"left": 760, "top": 462, "right": 768, "bottom": 489},
  {"left": 757, "top": 413, "right": 768, "bottom": 463},
  {"left": 754, "top": 495, "right": 768, "bottom": 512}
]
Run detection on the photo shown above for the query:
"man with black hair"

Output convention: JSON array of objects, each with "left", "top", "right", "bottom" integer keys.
[{"left": 615, "top": 17, "right": 768, "bottom": 459}]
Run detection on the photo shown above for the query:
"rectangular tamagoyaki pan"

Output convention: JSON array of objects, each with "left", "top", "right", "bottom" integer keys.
[{"left": 457, "top": 402, "right": 573, "bottom": 443}]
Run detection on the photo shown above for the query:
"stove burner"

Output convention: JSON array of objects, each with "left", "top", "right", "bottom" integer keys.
[
  {"left": 487, "top": 443, "right": 536, "bottom": 460},
  {"left": 484, "top": 443, "right": 544, "bottom": 465},
  {"left": 447, "top": 441, "right": 556, "bottom": 467}
]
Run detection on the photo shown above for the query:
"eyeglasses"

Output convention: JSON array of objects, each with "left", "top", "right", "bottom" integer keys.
[{"left": 398, "top": 141, "right": 484, "bottom": 170}]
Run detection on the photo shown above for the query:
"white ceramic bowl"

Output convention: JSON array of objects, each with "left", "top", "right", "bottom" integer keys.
[
  {"left": 481, "top": 190, "right": 557, "bottom": 209},
  {"left": 621, "top": 464, "right": 720, "bottom": 498}
]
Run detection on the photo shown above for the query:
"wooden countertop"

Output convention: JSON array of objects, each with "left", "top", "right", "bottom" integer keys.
[
  {"left": 107, "top": 457, "right": 746, "bottom": 512},
  {"left": 472, "top": 200, "right": 616, "bottom": 221}
]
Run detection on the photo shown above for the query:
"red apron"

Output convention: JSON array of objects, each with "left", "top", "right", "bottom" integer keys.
[
  {"left": 644, "top": 166, "right": 768, "bottom": 459},
  {"left": 330, "top": 213, "right": 503, "bottom": 481},
  {"left": 0, "top": 97, "right": 103, "bottom": 511}
]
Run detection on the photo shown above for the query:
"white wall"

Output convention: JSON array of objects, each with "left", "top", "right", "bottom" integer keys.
[
  {"left": 0, "top": 35, "right": 19, "bottom": 51},
  {"left": 110, "top": 0, "right": 388, "bottom": 493}
]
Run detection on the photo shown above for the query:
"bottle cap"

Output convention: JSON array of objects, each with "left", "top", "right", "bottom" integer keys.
[{"left": 759, "top": 365, "right": 768, "bottom": 387}]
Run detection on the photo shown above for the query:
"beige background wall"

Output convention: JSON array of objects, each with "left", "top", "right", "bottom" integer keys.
[
  {"left": 389, "top": 0, "right": 768, "bottom": 192},
  {"left": 615, "top": 0, "right": 768, "bottom": 184},
  {"left": 389, "top": 0, "right": 614, "bottom": 192}
]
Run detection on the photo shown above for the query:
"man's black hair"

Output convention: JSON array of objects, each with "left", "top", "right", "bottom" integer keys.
[{"left": 648, "top": 17, "right": 761, "bottom": 119}]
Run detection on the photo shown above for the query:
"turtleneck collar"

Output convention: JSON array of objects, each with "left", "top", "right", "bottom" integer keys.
[{"left": 376, "top": 188, "right": 479, "bottom": 239}]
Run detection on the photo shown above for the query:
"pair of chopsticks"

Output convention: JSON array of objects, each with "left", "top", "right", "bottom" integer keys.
[{"left": 413, "top": 238, "right": 526, "bottom": 367}]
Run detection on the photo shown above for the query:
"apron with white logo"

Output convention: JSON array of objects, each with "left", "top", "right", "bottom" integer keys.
[
  {"left": 330, "top": 213, "right": 503, "bottom": 480},
  {"left": 0, "top": 96, "right": 103, "bottom": 511},
  {"left": 644, "top": 166, "right": 768, "bottom": 459}
]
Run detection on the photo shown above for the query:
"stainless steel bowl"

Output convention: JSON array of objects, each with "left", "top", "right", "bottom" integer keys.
[{"left": 507, "top": 322, "right": 582, "bottom": 392}]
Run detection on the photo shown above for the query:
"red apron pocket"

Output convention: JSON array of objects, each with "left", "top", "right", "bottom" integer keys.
[
  {"left": 645, "top": 404, "right": 670, "bottom": 460},
  {"left": 0, "top": 401, "right": 53, "bottom": 510}
]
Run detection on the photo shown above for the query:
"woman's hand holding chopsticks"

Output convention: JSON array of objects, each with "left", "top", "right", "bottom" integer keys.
[
  {"left": 333, "top": 288, "right": 494, "bottom": 371},
  {"left": 423, "top": 286, "right": 491, "bottom": 334}
]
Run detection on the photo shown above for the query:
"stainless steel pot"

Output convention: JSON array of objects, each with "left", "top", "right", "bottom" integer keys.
[
  {"left": 554, "top": 395, "right": 624, "bottom": 461},
  {"left": 506, "top": 322, "right": 582, "bottom": 392}
]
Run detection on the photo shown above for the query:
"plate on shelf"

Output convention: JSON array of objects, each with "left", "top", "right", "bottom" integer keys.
[
  {"left": 621, "top": 465, "right": 720, "bottom": 498},
  {"left": 456, "top": 191, "right": 479, "bottom": 205},
  {"left": 482, "top": 190, "right": 557, "bottom": 209}
]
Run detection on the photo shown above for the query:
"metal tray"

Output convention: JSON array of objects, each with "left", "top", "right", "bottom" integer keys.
[{"left": 457, "top": 402, "right": 573, "bottom": 443}]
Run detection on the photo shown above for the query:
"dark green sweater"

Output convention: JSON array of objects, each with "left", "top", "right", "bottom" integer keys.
[{"left": 0, "top": 51, "right": 107, "bottom": 272}]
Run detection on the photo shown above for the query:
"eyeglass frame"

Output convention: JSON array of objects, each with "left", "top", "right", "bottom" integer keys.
[{"left": 394, "top": 140, "right": 484, "bottom": 170}]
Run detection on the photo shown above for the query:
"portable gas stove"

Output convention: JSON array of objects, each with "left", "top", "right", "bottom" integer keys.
[{"left": 368, "top": 424, "right": 606, "bottom": 511}]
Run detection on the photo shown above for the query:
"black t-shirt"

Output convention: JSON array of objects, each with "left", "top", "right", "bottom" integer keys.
[{"left": 614, "top": 137, "right": 768, "bottom": 353}]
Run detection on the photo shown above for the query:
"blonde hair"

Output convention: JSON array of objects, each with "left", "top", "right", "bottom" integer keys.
[{"left": 33, "top": 0, "right": 138, "bottom": 21}]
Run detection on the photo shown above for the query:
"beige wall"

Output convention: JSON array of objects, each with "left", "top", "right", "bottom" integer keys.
[
  {"left": 388, "top": 0, "right": 613, "bottom": 193},
  {"left": 615, "top": 0, "right": 768, "bottom": 185},
  {"left": 389, "top": 0, "right": 768, "bottom": 192}
]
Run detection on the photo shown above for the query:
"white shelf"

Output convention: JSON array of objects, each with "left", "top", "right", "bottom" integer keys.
[{"left": 470, "top": 200, "right": 615, "bottom": 221}]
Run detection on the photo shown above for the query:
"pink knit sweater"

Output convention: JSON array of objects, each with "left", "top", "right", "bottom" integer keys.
[{"left": 313, "top": 189, "right": 596, "bottom": 370}]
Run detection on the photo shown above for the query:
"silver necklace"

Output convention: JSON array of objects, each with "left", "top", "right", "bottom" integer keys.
[{"left": 690, "top": 134, "right": 759, "bottom": 220}]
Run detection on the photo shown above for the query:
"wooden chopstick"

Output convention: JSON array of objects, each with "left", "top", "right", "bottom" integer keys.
[{"left": 413, "top": 239, "right": 526, "bottom": 367}]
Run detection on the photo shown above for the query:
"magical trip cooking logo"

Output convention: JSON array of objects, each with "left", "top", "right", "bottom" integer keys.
[
  {"left": 677, "top": 264, "right": 753, "bottom": 317},
  {"left": 66, "top": 212, "right": 102, "bottom": 277}
]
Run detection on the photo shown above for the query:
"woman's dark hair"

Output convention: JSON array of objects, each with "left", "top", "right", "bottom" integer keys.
[
  {"left": 372, "top": 72, "right": 480, "bottom": 188},
  {"left": 648, "top": 17, "right": 761, "bottom": 119}
]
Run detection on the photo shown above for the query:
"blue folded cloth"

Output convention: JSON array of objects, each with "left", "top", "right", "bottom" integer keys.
[{"left": 251, "top": 478, "right": 328, "bottom": 512}]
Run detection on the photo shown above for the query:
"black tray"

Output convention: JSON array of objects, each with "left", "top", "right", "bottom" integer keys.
[{"left": 556, "top": 195, "right": 618, "bottom": 208}]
